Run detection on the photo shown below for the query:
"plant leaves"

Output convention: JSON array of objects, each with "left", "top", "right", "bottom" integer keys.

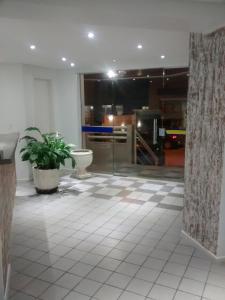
[{"left": 20, "top": 127, "right": 75, "bottom": 169}]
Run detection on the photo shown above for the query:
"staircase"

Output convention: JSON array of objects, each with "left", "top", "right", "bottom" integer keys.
[{"left": 136, "top": 131, "right": 159, "bottom": 166}]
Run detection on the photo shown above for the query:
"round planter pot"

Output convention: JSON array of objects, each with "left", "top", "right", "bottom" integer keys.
[{"left": 32, "top": 167, "right": 60, "bottom": 194}]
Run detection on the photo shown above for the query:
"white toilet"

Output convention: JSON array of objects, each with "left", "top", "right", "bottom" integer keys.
[{"left": 71, "top": 149, "right": 93, "bottom": 179}]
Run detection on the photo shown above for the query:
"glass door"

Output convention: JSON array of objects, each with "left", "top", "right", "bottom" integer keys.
[
  {"left": 83, "top": 68, "right": 188, "bottom": 180},
  {"left": 82, "top": 78, "right": 114, "bottom": 174}
]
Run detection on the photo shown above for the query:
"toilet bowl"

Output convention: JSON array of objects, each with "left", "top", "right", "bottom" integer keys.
[{"left": 71, "top": 149, "right": 93, "bottom": 179}]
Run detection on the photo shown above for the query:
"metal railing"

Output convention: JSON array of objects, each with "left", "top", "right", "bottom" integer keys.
[{"left": 136, "top": 130, "right": 159, "bottom": 166}]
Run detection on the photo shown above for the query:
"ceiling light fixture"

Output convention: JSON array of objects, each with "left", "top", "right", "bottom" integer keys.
[
  {"left": 30, "top": 44, "right": 36, "bottom": 50},
  {"left": 133, "top": 78, "right": 136, "bottom": 81},
  {"left": 61, "top": 57, "right": 67, "bottom": 62},
  {"left": 108, "top": 114, "right": 114, "bottom": 122},
  {"left": 146, "top": 75, "right": 150, "bottom": 78},
  {"left": 88, "top": 32, "right": 95, "bottom": 39},
  {"left": 161, "top": 55, "right": 165, "bottom": 59},
  {"left": 70, "top": 62, "right": 75, "bottom": 67},
  {"left": 137, "top": 120, "right": 142, "bottom": 128},
  {"left": 137, "top": 44, "right": 143, "bottom": 49},
  {"left": 113, "top": 59, "right": 117, "bottom": 63},
  {"left": 107, "top": 70, "right": 117, "bottom": 78}
]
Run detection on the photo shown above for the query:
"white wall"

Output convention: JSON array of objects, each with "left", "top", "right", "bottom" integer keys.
[
  {"left": 55, "top": 70, "right": 81, "bottom": 147},
  {"left": 0, "top": 64, "right": 28, "bottom": 179},
  {"left": 0, "top": 63, "right": 82, "bottom": 180}
]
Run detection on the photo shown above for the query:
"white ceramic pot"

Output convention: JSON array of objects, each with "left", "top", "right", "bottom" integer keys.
[
  {"left": 32, "top": 167, "right": 60, "bottom": 194},
  {"left": 71, "top": 149, "right": 93, "bottom": 179}
]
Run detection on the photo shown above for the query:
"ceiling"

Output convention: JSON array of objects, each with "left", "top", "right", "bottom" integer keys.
[{"left": 0, "top": 0, "right": 224, "bottom": 73}]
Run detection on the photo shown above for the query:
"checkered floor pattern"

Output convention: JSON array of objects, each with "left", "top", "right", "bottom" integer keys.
[
  {"left": 10, "top": 174, "right": 225, "bottom": 300},
  {"left": 59, "top": 174, "right": 184, "bottom": 211}
]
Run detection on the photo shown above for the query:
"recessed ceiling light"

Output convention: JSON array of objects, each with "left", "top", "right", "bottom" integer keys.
[
  {"left": 166, "top": 78, "right": 169, "bottom": 81},
  {"left": 88, "top": 32, "right": 95, "bottom": 39},
  {"left": 70, "top": 62, "right": 75, "bottom": 67},
  {"left": 137, "top": 44, "right": 143, "bottom": 49},
  {"left": 113, "top": 59, "right": 117, "bottom": 63},
  {"left": 146, "top": 75, "right": 150, "bottom": 78},
  {"left": 107, "top": 70, "right": 117, "bottom": 78},
  {"left": 133, "top": 78, "right": 136, "bottom": 81},
  {"left": 30, "top": 44, "right": 36, "bottom": 50},
  {"left": 161, "top": 55, "right": 165, "bottom": 59},
  {"left": 61, "top": 57, "right": 67, "bottom": 62},
  {"left": 149, "top": 80, "right": 153, "bottom": 83}
]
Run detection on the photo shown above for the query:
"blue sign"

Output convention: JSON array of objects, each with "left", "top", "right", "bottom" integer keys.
[{"left": 82, "top": 126, "right": 113, "bottom": 133}]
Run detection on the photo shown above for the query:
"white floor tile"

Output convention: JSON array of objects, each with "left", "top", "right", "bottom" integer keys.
[
  {"left": 74, "top": 278, "right": 102, "bottom": 296},
  {"left": 156, "top": 272, "right": 181, "bottom": 289},
  {"left": 87, "top": 267, "right": 112, "bottom": 282},
  {"left": 69, "top": 262, "right": 93, "bottom": 277},
  {"left": 55, "top": 273, "right": 82, "bottom": 289},
  {"left": 116, "top": 262, "right": 140, "bottom": 276},
  {"left": 203, "top": 283, "right": 225, "bottom": 300},
  {"left": 53, "top": 257, "right": 76, "bottom": 271},
  {"left": 207, "top": 271, "right": 225, "bottom": 288},
  {"left": 126, "top": 278, "right": 153, "bottom": 296},
  {"left": 94, "top": 284, "right": 122, "bottom": 300},
  {"left": 98, "top": 257, "right": 122, "bottom": 271},
  {"left": 179, "top": 278, "right": 205, "bottom": 296},
  {"left": 125, "top": 253, "right": 147, "bottom": 265},
  {"left": 39, "top": 284, "right": 69, "bottom": 300},
  {"left": 144, "top": 258, "right": 166, "bottom": 271},
  {"left": 148, "top": 284, "right": 176, "bottom": 300},
  {"left": 174, "top": 291, "right": 201, "bottom": 300},
  {"left": 107, "top": 272, "right": 132, "bottom": 289},
  {"left": 64, "top": 291, "right": 90, "bottom": 300},
  {"left": 38, "top": 267, "right": 64, "bottom": 283},
  {"left": 24, "top": 279, "right": 50, "bottom": 297},
  {"left": 163, "top": 262, "right": 186, "bottom": 276},
  {"left": 136, "top": 267, "right": 160, "bottom": 282},
  {"left": 10, "top": 292, "right": 36, "bottom": 300},
  {"left": 119, "top": 291, "right": 146, "bottom": 300},
  {"left": 184, "top": 266, "right": 209, "bottom": 282}
]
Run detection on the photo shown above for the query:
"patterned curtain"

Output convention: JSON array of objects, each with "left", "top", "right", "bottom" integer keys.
[{"left": 184, "top": 28, "right": 225, "bottom": 255}]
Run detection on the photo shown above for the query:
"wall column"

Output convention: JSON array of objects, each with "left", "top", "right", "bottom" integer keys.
[{"left": 183, "top": 28, "right": 225, "bottom": 259}]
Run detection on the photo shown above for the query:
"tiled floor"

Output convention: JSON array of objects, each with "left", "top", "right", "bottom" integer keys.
[{"left": 10, "top": 174, "right": 225, "bottom": 300}]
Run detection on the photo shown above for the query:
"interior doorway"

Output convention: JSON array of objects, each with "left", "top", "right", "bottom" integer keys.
[
  {"left": 33, "top": 78, "right": 54, "bottom": 133},
  {"left": 82, "top": 68, "right": 188, "bottom": 181}
]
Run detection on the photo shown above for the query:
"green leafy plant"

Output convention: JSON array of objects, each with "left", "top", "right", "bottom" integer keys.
[{"left": 20, "top": 127, "right": 75, "bottom": 170}]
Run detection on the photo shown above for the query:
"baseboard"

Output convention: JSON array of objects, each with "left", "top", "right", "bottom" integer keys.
[
  {"left": 16, "top": 178, "right": 31, "bottom": 182},
  {"left": 4, "top": 264, "right": 11, "bottom": 300},
  {"left": 181, "top": 230, "right": 225, "bottom": 262}
]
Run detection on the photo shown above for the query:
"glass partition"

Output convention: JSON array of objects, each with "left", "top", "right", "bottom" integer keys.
[{"left": 83, "top": 68, "right": 188, "bottom": 180}]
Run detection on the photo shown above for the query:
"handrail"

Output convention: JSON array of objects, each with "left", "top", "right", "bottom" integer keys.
[
  {"left": 137, "top": 147, "right": 152, "bottom": 165},
  {"left": 136, "top": 131, "right": 159, "bottom": 166},
  {"left": 88, "top": 135, "right": 127, "bottom": 140}
]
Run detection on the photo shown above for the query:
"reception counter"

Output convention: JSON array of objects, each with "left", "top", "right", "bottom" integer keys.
[{"left": 0, "top": 133, "right": 19, "bottom": 299}]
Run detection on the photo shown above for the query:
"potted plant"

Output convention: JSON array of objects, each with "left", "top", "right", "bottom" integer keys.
[{"left": 20, "top": 127, "right": 75, "bottom": 194}]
